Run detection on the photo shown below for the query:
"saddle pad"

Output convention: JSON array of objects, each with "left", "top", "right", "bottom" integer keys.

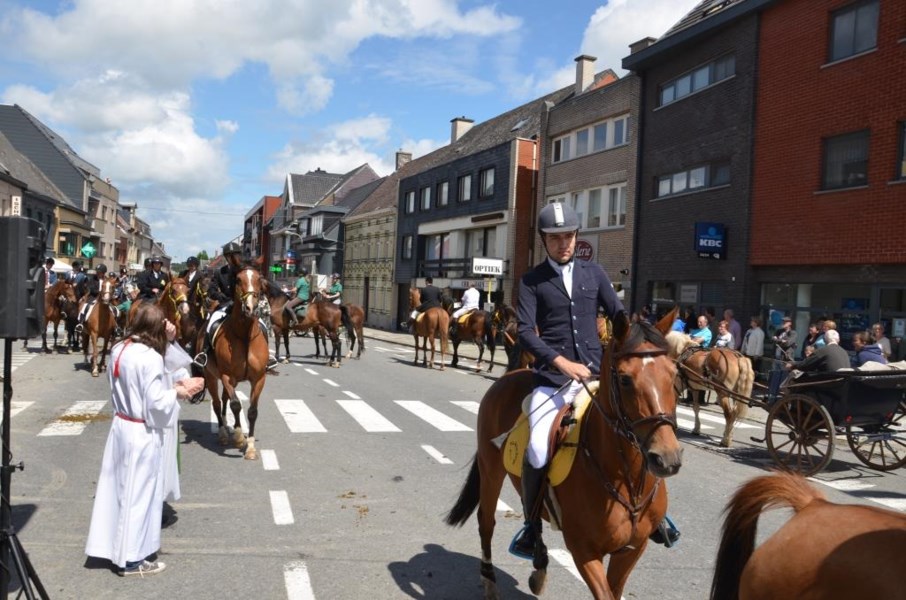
[
  {"left": 502, "top": 381, "right": 598, "bottom": 487},
  {"left": 456, "top": 310, "right": 476, "bottom": 326},
  {"left": 290, "top": 305, "right": 307, "bottom": 318}
]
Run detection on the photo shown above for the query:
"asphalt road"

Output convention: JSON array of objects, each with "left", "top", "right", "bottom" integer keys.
[{"left": 1, "top": 330, "right": 904, "bottom": 599}]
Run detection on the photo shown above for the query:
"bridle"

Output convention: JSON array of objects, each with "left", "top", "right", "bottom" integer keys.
[
  {"left": 164, "top": 282, "right": 190, "bottom": 322},
  {"left": 578, "top": 333, "right": 678, "bottom": 542}
]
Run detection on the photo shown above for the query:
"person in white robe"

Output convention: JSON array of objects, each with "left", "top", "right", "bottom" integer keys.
[
  {"left": 85, "top": 304, "right": 203, "bottom": 576},
  {"left": 161, "top": 341, "right": 192, "bottom": 503}
]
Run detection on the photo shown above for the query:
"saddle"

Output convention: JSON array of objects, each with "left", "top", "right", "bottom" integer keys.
[
  {"left": 284, "top": 303, "right": 308, "bottom": 319},
  {"left": 455, "top": 309, "right": 477, "bottom": 326},
  {"left": 501, "top": 381, "right": 598, "bottom": 487}
]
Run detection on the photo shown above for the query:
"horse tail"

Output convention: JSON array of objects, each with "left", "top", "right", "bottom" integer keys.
[
  {"left": 483, "top": 311, "right": 496, "bottom": 350},
  {"left": 445, "top": 453, "right": 481, "bottom": 527},
  {"left": 710, "top": 472, "right": 824, "bottom": 600},
  {"left": 340, "top": 304, "right": 352, "bottom": 332}
]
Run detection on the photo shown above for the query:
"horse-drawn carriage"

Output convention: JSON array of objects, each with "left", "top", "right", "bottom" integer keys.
[{"left": 761, "top": 367, "right": 906, "bottom": 475}]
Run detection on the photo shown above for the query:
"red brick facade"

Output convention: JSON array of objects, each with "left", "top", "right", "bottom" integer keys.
[
  {"left": 751, "top": 0, "right": 906, "bottom": 266},
  {"left": 511, "top": 137, "right": 538, "bottom": 303}
]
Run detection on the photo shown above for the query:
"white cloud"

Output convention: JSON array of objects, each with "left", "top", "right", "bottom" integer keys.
[{"left": 517, "top": 0, "right": 702, "bottom": 98}]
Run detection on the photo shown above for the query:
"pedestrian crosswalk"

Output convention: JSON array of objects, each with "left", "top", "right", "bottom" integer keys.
[{"left": 0, "top": 346, "right": 37, "bottom": 378}]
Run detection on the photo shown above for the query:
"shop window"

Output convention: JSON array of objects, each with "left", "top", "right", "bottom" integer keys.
[{"left": 829, "top": 0, "right": 879, "bottom": 63}]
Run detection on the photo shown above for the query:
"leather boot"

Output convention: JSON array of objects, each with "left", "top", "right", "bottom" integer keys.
[{"left": 512, "top": 456, "right": 547, "bottom": 559}]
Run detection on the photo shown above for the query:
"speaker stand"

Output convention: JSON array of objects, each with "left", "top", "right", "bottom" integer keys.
[{"left": 1, "top": 339, "right": 48, "bottom": 600}]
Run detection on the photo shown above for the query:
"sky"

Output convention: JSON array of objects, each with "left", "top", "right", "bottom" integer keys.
[{"left": 0, "top": 0, "right": 701, "bottom": 262}]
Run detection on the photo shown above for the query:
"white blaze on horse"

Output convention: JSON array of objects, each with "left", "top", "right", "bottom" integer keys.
[{"left": 666, "top": 330, "right": 753, "bottom": 447}]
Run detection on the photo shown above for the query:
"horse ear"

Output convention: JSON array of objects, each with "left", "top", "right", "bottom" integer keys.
[
  {"left": 655, "top": 306, "right": 679, "bottom": 336},
  {"left": 612, "top": 311, "right": 631, "bottom": 344},
  {"left": 252, "top": 255, "right": 264, "bottom": 267}
]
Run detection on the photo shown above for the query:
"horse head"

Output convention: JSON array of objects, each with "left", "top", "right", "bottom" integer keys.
[
  {"left": 98, "top": 275, "right": 117, "bottom": 304},
  {"left": 234, "top": 266, "right": 262, "bottom": 319},
  {"left": 408, "top": 287, "right": 421, "bottom": 310},
  {"left": 165, "top": 278, "right": 192, "bottom": 318},
  {"left": 605, "top": 308, "right": 682, "bottom": 478}
]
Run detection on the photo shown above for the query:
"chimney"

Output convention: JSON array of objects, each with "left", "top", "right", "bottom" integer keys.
[
  {"left": 574, "top": 55, "right": 596, "bottom": 95},
  {"left": 395, "top": 150, "right": 412, "bottom": 170},
  {"left": 450, "top": 116, "right": 474, "bottom": 144},
  {"left": 629, "top": 37, "right": 657, "bottom": 55}
]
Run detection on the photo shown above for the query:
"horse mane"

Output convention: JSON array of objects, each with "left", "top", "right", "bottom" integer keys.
[
  {"left": 620, "top": 320, "right": 669, "bottom": 354},
  {"left": 262, "top": 278, "right": 284, "bottom": 299},
  {"left": 665, "top": 330, "right": 696, "bottom": 358}
]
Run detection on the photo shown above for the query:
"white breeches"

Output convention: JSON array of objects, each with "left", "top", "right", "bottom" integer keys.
[
  {"left": 452, "top": 306, "right": 477, "bottom": 320},
  {"left": 526, "top": 380, "right": 584, "bottom": 469},
  {"left": 206, "top": 308, "right": 268, "bottom": 336}
]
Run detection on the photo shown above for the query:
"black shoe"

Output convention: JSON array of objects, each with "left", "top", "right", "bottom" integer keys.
[
  {"left": 649, "top": 517, "right": 680, "bottom": 547},
  {"left": 266, "top": 356, "right": 279, "bottom": 370},
  {"left": 511, "top": 457, "right": 547, "bottom": 560}
]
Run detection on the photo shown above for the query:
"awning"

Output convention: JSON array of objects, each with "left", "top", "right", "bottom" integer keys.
[{"left": 50, "top": 258, "right": 73, "bottom": 273}]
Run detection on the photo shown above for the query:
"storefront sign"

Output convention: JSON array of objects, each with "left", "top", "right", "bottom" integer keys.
[
  {"left": 471, "top": 257, "right": 503, "bottom": 276},
  {"left": 679, "top": 284, "right": 698, "bottom": 304},
  {"left": 694, "top": 222, "right": 726, "bottom": 259},
  {"left": 575, "top": 239, "right": 594, "bottom": 262}
]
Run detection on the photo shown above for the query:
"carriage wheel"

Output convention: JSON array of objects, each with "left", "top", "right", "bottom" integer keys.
[
  {"left": 845, "top": 423, "right": 906, "bottom": 471},
  {"left": 765, "top": 393, "right": 834, "bottom": 476}
]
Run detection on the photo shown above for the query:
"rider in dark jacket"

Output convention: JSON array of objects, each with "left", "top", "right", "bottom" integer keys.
[
  {"left": 136, "top": 256, "right": 169, "bottom": 299},
  {"left": 409, "top": 277, "right": 444, "bottom": 323},
  {"left": 75, "top": 264, "right": 110, "bottom": 332}
]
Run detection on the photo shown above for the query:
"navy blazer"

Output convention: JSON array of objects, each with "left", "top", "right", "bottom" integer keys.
[{"left": 517, "top": 259, "right": 624, "bottom": 388}]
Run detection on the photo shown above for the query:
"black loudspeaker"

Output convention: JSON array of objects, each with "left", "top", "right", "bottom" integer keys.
[{"left": 0, "top": 217, "right": 46, "bottom": 339}]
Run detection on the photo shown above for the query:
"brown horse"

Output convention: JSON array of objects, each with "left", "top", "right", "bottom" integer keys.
[
  {"left": 408, "top": 288, "right": 449, "bottom": 370},
  {"left": 203, "top": 265, "right": 269, "bottom": 460},
  {"left": 81, "top": 275, "right": 119, "bottom": 377},
  {"left": 297, "top": 293, "right": 347, "bottom": 367},
  {"left": 492, "top": 303, "right": 533, "bottom": 371},
  {"left": 445, "top": 311, "right": 682, "bottom": 599},
  {"left": 41, "top": 280, "right": 78, "bottom": 353},
  {"left": 666, "top": 331, "right": 753, "bottom": 447},
  {"left": 711, "top": 471, "right": 906, "bottom": 600},
  {"left": 341, "top": 302, "right": 366, "bottom": 359},
  {"left": 449, "top": 308, "right": 496, "bottom": 372}
]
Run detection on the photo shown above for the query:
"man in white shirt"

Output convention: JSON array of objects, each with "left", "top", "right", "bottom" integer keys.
[{"left": 450, "top": 282, "right": 480, "bottom": 338}]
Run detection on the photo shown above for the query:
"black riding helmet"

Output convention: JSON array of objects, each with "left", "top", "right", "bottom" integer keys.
[
  {"left": 150, "top": 255, "right": 163, "bottom": 264},
  {"left": 299, "top": 267, "right": 309, "bottom": 276},
  {"left": 144, "top": 257, "right": 152, "bottom": 269},
  {"left": 222, "top": 242, "right": 242, "bottom": 256},
  {"left": 96, "top": 263, "right": 108, "bottom": 274},
  {"left": 186, "top": 256, "right": 200, "bottom": 267},
  {"left": 72, "top": 260, "right": 82, "bottom": 269}
]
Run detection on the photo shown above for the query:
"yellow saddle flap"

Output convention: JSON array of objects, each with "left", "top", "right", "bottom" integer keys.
[
  {"left": 502, "top": 381, "right": 598, "bottom": 487},
  {"left": 456, "top": 310, "right": 476, "bottom": 326}
]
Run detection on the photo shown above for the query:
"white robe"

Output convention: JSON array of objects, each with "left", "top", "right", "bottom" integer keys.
[
  {"left": 162, "top": 343, "right": 192, "bottom": 502},
  {"left": 85, "top": 341, "right": 180, "bottom": 568}
]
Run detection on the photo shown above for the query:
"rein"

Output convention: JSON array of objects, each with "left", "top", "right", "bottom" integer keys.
[{"left": 579, "top": 336, "right": 677, "bottom": 544}]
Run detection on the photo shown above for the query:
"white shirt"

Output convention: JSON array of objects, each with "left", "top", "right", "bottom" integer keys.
[
  {"left": 461, "top": 286, "right": 480, "bottom": 309},
  {"left": 547, "top": 258, "right": 573, "bottom": 298}
]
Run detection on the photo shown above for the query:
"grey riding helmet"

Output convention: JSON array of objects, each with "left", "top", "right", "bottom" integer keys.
[{"left": 538, "top": 202, "right": 580, "bottom": 234}]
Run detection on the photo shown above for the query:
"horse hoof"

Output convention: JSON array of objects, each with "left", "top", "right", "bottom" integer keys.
[
  {"left": 91, "top": 370, "right": 99, "bottom": 377},
  {"left": 720, "top": 439, "right": 732, "bottom": 448},
  {"left": 528, "top": 569, "right": 547, "bottom": 596},
  {"left": 244, "top": 448, "right": 259, "bottom": 460},
  {"left": 281, "top": 358, "right": 290, "bottom": 364},
  {"left": 481, "top": 578, "right": 500, "bottom": 600}
]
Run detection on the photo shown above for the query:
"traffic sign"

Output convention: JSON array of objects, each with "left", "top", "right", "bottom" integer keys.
[
  {"left": 81, "top": 242, "right": 96, "bottom": 258},
  {"left": 270, "top": 265, "right": 283, "bottom": 273}
]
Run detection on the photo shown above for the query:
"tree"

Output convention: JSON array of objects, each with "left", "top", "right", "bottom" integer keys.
[{"left": 197, "top": 250, "right": 209, "bottom": 260}]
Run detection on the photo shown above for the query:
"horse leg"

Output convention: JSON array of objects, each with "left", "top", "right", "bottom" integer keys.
[
  {"left": 691, "top": 389, "right": 703, "bottom": 436},
  {"left": 243, "top": 377, "right": 265, "bottom": 461},
  {"left": 604, "top": 544, "right": 648, "bottom": 599},
  {"left": 224, "top": 384, "right": 246, "bottom": 449},
  {"left": 476, "top": 341, "right": 485, "bottom": 371},
  {"left": 476, "top": 454, "right": 507, "bottom": 600},
  {"left": 451, "top": 338, "right": 460, "bottom": 368},
  {"left": 718, "top": 393, "right": 734, "bottom": 448},
  {"left": 428, "top": 334, "right": 436, "bottom": 370},
  {"left": 412, "top": 332, "right": 421, "bottom": 366}
]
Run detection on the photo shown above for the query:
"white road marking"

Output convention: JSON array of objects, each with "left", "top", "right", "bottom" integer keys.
[
  {"left": 676, "top": 417, "right": 714, "bottom": 431},
  {"left": 342, "top": 391, "right": 360, "bottom": 399},
  {"left": 549, "top": 549, "right": 583, "bottom": 581},
  {"left": 269, "top": 490, "right": 294, "bottom": 525},
  {"left": 274, "top": 400, "right": 327, "bottom": 433},
  {"left": 676, "top": 406, "right": 758, "bottom": 429},
  {"left": 305, "top": 368, "right": 319, "bottom": 375},
  {"left": 451, "top": 400, "right": 480, "bottom": 415},
  {"left": 395, "top": 401, "right": 473, "bottom": 431},
  {"left": 37, "top": 401, "right": 107, "bottom": 436},
  {"left": 284, "top": 560, "right": 316, "bottom": 600},
  {"left": 870, "top": 497, "right": 906, "bottom": 512},
  {"left": 236, "top": 390, "right": 248, "bottom": 401},
  {"left": 322, "top": 379, "right": 339, "bottom": 388},
  {"left": 496, "top": 499, "right": 513, "bottom": 512},
  {"left": 337, "top": 400, "right": 400, "bottom": 432},
  {"left": 810, "top": 477, "right": 906, "bottom": 512},
  {"left": 260, "top": 449, "right": 280, "bottom": 470},
  {"left": 0, "top": 401, "right": 34, "bottom": 427},
  {"left": 421, "top": 445, "right": 453, "bottom": 464}
]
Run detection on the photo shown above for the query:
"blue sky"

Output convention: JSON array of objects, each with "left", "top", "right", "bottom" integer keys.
[{"left": 0, "top": 0, "right": 700, "bottom": 261}]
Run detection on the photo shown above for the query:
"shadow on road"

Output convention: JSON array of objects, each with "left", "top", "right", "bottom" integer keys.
[
  {"left": 180, "top": 418, "right": 243, "bottom": 458},
  {"left": 388, "top": 542, "right": 535, "bottom": 599}
]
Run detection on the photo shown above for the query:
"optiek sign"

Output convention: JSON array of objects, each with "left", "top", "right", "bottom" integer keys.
[{"left": 694, "top": 222, "right": 726, "bottom": 260}]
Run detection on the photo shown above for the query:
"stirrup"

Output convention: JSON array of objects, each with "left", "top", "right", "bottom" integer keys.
[
  {"left": 266, "top": 356, "right": 279, "bottom": 370},
  {"left": 74, "top": 323, "right": 84, "bottom": 335},
  {"left": 192, "top": 352, "right": 208, "bottom": 368},
  {"left": 650, "top": 516, "right": 680, "bottom": 548},
  {"left": 508, "top": 524, "right": 536, "bottom": 560}
]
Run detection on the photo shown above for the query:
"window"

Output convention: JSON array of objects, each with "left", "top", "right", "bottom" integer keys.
[
  {"left": 437, "top": 181, "right": 449, "bottom": 206},
  {"left": 465, "top": 227, "right": 496, "bottom": 258},
  {"left": 587, "top": 189, "right": 603, "bottom": 228},
  {"left": 659, "top": 54, "right": 735, "bottom": 106},
  {"left": 402, "top": 236, "right": 413, "bottom": 259},
  {"left": 552, "top": 114, "right": 630, "bottom": 163},
  {"left": 420, "top": 186, "right": 431, "bottom": 211},
  {"left": 458, "top": 174, "right": 472, "bottom": 202},
  {"left": 479, "top": 168, "right": 495, "bottom": 198},
  {"left": 829, "top": 0, "right": 879, "bottom": 62},
  {"left": 898, "top": 123, "right": 906, "bottom": 180},
  {"left": 405, "top": 191, "right": 415, "bottom": 214},
  {"left": 607, "top": 186, "right": 626, "bottom": 227},
  {"left": 656, "top": 162, "right": 731, "bottom": 197},
  {"left": 575, "top": 129, "right": 589, "bottom": 157},
  {"left": 822, "top": 130, "right": 869, "bottom": 189},
  {"left": 425, "top": 233, "right": 448, "bottom": 261}
]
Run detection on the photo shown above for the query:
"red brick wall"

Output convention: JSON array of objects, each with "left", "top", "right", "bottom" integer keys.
[
  {"left": 751, "top": 0, "right": 906, "bottom": 265},
  {"left": 511, "top": 138, "right": 538, "bottom": 305}
]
